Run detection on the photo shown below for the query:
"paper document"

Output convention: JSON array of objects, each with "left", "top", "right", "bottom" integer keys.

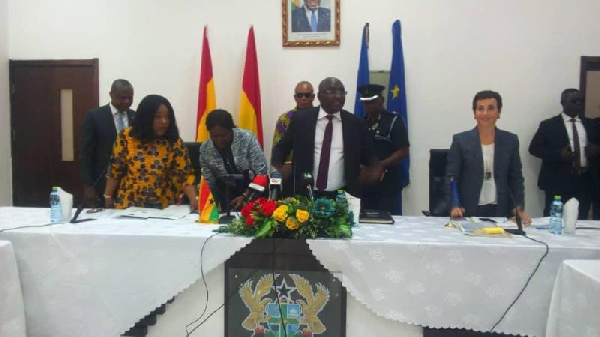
[{"left": 119, "top": 205, "right": 190, "bottom": 220}]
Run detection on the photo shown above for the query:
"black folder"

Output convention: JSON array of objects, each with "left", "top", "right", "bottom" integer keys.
[{"left": 359, "top": 209, "right": 395, "bottom": 224}]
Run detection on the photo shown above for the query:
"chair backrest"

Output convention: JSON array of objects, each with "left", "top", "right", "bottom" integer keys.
[
  {"left": 429, "top": 149, "right": 449, "bottom": 216},
  {"left": 183, "top": 142, "right": 202, "bottom": 185}
]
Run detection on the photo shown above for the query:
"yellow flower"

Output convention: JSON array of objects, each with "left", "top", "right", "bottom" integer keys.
[
  {"left": 285, "top": 217, "right": 300, "bottom": 230},
  {"left": 296, "top": 210, "right": 310, "bottom": 223},
  {"left": 273, "top": 205, "right": 289, "bottom": 222}
]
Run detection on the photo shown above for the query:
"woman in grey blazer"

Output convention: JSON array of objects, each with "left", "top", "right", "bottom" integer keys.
[
  {"left": 446, "top": 90, "right": 531, "bottom": 224},
  {"left": 199, "top": 109, "right": 268, "bottom": 210}
]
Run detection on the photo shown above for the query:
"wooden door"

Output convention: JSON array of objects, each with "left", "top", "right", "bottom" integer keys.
[{"left": 10, "top": 59, "right": 98, "bottom": 206}]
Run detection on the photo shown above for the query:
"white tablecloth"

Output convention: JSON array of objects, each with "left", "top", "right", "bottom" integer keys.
[
  {"left": 0, "top": 240, "right": 27, "bottom": 337},
  {"left": 2, "top": 208, "right": 599, "bottom": 337},
  {"left": 307, "top": 217, "right": 600, "bottom": 337},
  {"left": 547, "top": 259, "right": 600, "bottom": 337},
  {"left": 0, "top": 207, "right": 251, "bottom": 337}
]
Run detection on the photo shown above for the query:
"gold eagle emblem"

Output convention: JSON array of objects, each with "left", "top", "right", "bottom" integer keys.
[
  {"left": 239, "top": 274, "right": 274, "bottom": 330},
  {"left": 290, "top": 274, "right": 330, "bottom": 334}
]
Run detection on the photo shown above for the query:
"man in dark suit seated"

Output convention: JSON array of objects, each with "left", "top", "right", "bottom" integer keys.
[
  {"left": 291, "top": 0, "right": 331, "bottom": 32},
  {"left": 529, "top": 88, "right": 600, "bottom": 218},
  {"left": 271, "top": 77, "right": 383, "bottom": 199},
  {"left": 81, "top": 79, "right": 135, "bottom": 207}
]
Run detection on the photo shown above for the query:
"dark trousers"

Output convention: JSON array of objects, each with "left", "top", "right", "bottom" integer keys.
[
  {"left": 543, "top": 172, "right": 591, "bottom": 220},
  {"left": 362, "top": 190, "right": 401, "bottom": 215}
]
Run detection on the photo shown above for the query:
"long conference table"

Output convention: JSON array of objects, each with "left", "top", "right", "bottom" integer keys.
[
  {"left": 0, "top": 206, "right": 599, "bottom": 337},
  {"left": 0, "top": 240, "right": 27, "bottom": 337}
]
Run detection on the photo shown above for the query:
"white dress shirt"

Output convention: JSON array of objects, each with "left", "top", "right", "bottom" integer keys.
[
  {"left": 479, "top": 143, "right": 497, "bottom": 205},
  {"left": 313, "top": 107, "right": 345, "bottom": 191},
  {"left": 561, "top": 113, "right": 588, "bottom": 168},
  {"left": 110, "top": 103, "right": 129, "bottom": 134},
  {"left": 304, "top": 7, "right": 319, "bottom": 25}
]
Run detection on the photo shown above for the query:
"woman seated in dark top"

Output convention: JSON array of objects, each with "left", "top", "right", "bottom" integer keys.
[
  {"left": 104, "top": 95, "right": 197, "bottom": 210},
  {"left": 199, "top": 109, "right": 268, "bottom": 210},
  {"left": 446, "top": 90, "right": 531, "bottom": 224}
]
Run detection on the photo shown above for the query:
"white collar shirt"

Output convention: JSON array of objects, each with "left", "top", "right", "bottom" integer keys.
[
  {"left": 110, "top": 103, "right": 129, "bottom": 134},
  {"left": 313, "top": 107, "right": 345, "bottom": 191},
  {"left": 304, "top": 7, "right": 319, "bottom": 24}
]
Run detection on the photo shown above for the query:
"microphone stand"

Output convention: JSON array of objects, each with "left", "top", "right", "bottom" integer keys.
[
  {"left": 506, "top": 191, "right": 525, "bottom": 235},
  {"left": 505, "top": 208, "right": 525, "bottom": 235},
  {"left": 219, "top": 180, "right": 236, "bottom": 224}
]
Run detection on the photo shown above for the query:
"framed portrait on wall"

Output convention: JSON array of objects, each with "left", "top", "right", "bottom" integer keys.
[{"left": 282, "top": 0, "right": 340, "bottom": 47}]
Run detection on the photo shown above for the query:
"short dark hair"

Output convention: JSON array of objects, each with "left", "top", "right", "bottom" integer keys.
[
  {"left": 561, "top": 88, "right": 579, "bottom": 103},
  {"left": 472, "top": 90, "right": 502, "bottom": 111},
  {"left": 130, "top": 94, "right": 179, "bottom": 143},
  {"left": 318, "top": 77, "right": 344, "bottom": 92},
  {"left": 110, "top": 79, "right": 132, "bottom": 92},
  {"left": 205, "top": 109, "right": 235, "bottom": 131}
]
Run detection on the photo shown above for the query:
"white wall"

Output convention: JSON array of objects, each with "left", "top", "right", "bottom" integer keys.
[
  {"left": 0, "top": 0, "right": 11, "bottom": 205},
  {"left": 7, "top": 0, "right": 600, "bottom": 215}
]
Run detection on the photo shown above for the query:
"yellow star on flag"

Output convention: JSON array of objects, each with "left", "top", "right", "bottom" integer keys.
[{"left": 391, "top": 85, "right": 400, "bottom": 99}]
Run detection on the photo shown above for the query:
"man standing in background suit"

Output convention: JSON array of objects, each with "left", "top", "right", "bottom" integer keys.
[
  {"left": 272, "top": 81, "right": 315, "bottom": 197},
  {"left": 81, "top": 79, "right": 135, "bottom": 207},
  {"left": 291, "top": 0, "right": 331, "bottom": 33},
  {"left": 272, "top": 77, "right": 383, "bottom": 199},
  {"left": 529, "top": 88, "right": 600, "bottom": 218}
]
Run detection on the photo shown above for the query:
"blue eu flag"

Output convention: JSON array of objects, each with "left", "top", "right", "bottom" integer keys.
[
  {"left": 387, "top": 20, "right": 409, "bottom": 212},
  {"left": 353, "top": 23, "right": 369, "bottom": 118}
]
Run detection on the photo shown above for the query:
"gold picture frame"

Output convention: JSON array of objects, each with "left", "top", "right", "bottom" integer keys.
[{"left": 282, "top": 0, "right": 340, "bottom": 47}]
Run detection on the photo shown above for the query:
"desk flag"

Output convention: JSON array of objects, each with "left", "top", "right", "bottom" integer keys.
[
  {"left": 387, "top": 20, "right": 409, "bottom": 214},
  {"left": 238, "top": 26, "right": 264, "bottom": 147},
  {"left": 354, "top": 23, "right": 370, "bottom": 118},
  {"left": 196, "top": 26, "right": 219, "bottom": 223}
]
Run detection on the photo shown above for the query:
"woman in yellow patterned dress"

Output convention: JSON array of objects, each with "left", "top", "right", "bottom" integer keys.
[{"left": 103, "top": 95, "right": 197, "bottom": 210}]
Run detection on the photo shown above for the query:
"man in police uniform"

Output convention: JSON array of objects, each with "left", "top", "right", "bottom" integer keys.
[{"left": 359, "top": 84, "right": 410, "bottom": 214}]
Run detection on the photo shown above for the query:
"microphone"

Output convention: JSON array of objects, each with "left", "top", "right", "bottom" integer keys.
[
  {"left": 243, "top": 169, "right": 256, "bottom": 185},
  {"left": 219, "top": 173, "right": 244, "bottom": 187},
  {"left": 71, "top": 163, "right": 110, "bottom": 223},
  {"left": 247, "top": 175, "right": 269, "bottom": 201},
  {"left": 301, "top": 172, "right": 314, "bottom": 200},
  {"left": 269, "top": 171, "right": 283, "bottom": 200},
  {"left": 506, "top": 190, "right": 525, "bottom": 235}
]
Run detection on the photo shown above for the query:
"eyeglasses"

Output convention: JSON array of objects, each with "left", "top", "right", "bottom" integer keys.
[
  {"left": 294, "top": 92, "right": 314, "bottom": 98},
  {"left": 321, "top": 89, "right": 348, "bottom": 96}
]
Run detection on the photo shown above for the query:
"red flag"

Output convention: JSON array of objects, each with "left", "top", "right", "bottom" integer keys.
[
  {"left": 196, "top": 26, "right": 217, "bottom": 142},
  {"left": 238, "top": 26, "right": 263, "bottom": 147},
  {"left": 196, "top": 26, "right": 219, "bottom": 223}
]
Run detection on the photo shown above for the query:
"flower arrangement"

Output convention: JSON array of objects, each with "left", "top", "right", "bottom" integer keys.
[{"left": 215, "top": 196, "right": 354, "bottom": 239}]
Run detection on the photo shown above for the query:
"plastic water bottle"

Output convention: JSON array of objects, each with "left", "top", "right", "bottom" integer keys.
[
  {"left": 336, "top": 190, "right": 348, "bottom": 210},
  {"left": 50, "top": 187, "right": 62, "bottom": 223},
  {"left": 549, "top": 195, "right": 563, "bottom": 235}
]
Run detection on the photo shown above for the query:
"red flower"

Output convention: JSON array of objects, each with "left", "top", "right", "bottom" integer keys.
[
  {"left": 255, "top": 197, "right": 268, "bottom": 205},
  {"left": 246, "top": 215, "right": 255, "bottom": 227},
  {"left": 241, "top": 202, "right": 254, "bottom": 218},
  {"left": 260, "top": 200, "right": 277, "bottom": 216}
]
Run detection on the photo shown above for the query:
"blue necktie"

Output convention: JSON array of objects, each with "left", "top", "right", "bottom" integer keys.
[
  {"left": 116, "top": 112, "right": 126, "bottom": 133},
  {"left": 310, "top": 10, "right": 317, "bottom": 32}
]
